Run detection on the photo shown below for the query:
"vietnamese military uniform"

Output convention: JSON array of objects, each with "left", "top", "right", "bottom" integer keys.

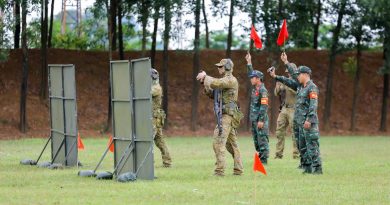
[
  {"left": 247, "top": 65, "right": 269, "bottom": 164},
  {"left": 151, "top": 82, "right": 172, "bottom": 167},
  {"left": 274, "top": 82, "right": 299, "bottom": 159},
  {"left": 275, "top": 64, "right": 322, "bottom": 174},
  {"left": 203, "top": 61, "right": 244, "bottom": 176}
]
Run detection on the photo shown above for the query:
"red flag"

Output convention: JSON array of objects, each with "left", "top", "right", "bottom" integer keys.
[
  {"left": 250, "top": 25, "right": 263, "bottom": 49},
  {"left": 108, "top": 135, "right": 115, "bottom": 153},
  {"left": 276, "top": 19, "right": 289, "bottom": 46},
  {"left": 253, "top": 152, "right": 267, "bottom": 175},
  {"left": 77, "top": 132, "right": 85, "bottom": 150}
]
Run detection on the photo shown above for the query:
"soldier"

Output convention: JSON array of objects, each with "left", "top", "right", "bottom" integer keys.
[
  {"left": 196, "top": 59, "right": 244, "bottom": 176},
  {"left": 151, "top": 69, "right": 172, "bottom": 168},
  {"left": 245, "top": 53, "right": 269, "bottom": 164},
  {"left": 269, "top": 52, "right": 323, "bottom": 174},
  {"left": 274, "top": 66, "right": 300, "bottom": 159}
]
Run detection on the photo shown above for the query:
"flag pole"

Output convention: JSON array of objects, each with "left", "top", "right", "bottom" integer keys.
[{"left": 253, "top": 171, "right": 256, "bottom": 205}]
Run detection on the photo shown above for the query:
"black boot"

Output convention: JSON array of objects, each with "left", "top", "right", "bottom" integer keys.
[
  {"left": 302, "top": 165, "right": 312, "bottom": 174},
  {"left": 261, "top": 159, "right": 268, "bottom": 165},
  {"left": 312, "top": 166, "right": 323, "bottom": 175}
]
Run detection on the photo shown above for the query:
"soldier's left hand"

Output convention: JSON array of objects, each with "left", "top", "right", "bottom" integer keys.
[
  {"left": 196, "top": 71, "right": 206, "bottom": 81},
  {"left": 257, "top": 121, "right": 264, "bottom": 129},
  {"left": 304, "top": 121, "right": 311, "bottom": 129}
]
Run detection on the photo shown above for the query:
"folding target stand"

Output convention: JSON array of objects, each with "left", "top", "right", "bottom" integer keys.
[
  {"left": 79, "top": 58, "right": 154, "bottom": 180},
  {"left": 110, "top": 58, "right": 154, "bottom": 180},
  {"left": 20, "top": 65, "right": 78, "bottom": 168},
  {"left": 48, "top": 64, "right": 78, "bottom": 166}
]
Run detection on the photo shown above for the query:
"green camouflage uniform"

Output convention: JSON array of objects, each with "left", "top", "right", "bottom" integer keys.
[
  {"left": 203, "top": 60, "right": 244, "bottom": 176},
  {"left": 151, "top": 82, "right": 172, "bottom": 167},
  {"left": 247, "top": 65, "right": 269, "bottom": 164},
  {"left": 275, "top": 64, "right": 322, "bottom": 174},
  {"left": 274, "top": 82, "right": 299, "bottom": 159}
]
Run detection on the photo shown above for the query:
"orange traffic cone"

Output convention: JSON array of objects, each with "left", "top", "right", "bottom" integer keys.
[{"left": 77, "top": 132, "right": 85, "bottom": 150}]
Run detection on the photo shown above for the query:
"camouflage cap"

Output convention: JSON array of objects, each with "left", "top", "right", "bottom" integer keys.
[
  {"left": 298, "top": 66, "right": 312, "bottom": 75},
  {"left": 248, "top": 70, "right": 264, "bottom": 80},
  {"left": 215, "top": 59, "right": 234, "bottom": 71}
]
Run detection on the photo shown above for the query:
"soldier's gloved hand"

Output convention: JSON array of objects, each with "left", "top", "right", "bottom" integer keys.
[
  {"left": 269, "top": 69, "right": 276, "bottom": 78},
  {"left": 304, "top": 121, "right": 311, "bottom": 129},
  {"left": 257, "top": 121, "right": 264, "bottom": 129},
  {"left": 245, "top": 52, "right": 252, "bottom": 64},
  {"left": 196, "top": 71, "right": 206, "bottom": 81},
  {"left": 281, "top": 52, "right": 288, "bottom": 64}
]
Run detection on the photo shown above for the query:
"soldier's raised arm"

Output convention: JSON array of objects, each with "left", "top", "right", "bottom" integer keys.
[
  {"left": 203, "top": 75, "right": 235, "bottom": 89},
  {"left": 245, "top": 52, "right": 254, "bottom": 76}
]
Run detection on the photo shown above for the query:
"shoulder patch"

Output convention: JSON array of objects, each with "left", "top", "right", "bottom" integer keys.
[
  {"left": 260, "top": 97, "right": 269, "bottom": 105},
  {"left": 309, "top": 92, "right": 318, "bottom": 99}
]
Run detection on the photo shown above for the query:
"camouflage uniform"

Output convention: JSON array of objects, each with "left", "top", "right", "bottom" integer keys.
[
  {"left": 203, "top": 59, "right": 244, "bottom": 176},
  {"left": 247, "top": 65, "right": 269, "bottom": 164},
  {"left": 275, "top": 64, "right": 322, "bottom": 174},
  {"left": 274, "top": 81, "right": 299, "bottom": 159},
  {"left": 151, "top": 79, "right": 172, "bottom": 167}
]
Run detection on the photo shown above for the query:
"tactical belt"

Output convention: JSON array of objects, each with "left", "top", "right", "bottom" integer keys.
[
  {"left": 222, "top": 102, "right": 238, "bottom": 114},
  {"left": 284, "top": 104, "right": 295, "bottom": 108}
]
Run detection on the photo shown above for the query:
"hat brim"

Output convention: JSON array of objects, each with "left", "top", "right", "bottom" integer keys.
[{"left": 215, "top": 63, "right": 224, "bottom": 67}]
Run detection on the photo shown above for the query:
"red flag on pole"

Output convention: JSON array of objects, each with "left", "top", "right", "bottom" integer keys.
[
  {"left": 253, "top": 152, "right": 267, "bottom": 175},
  {"left": 77, "top": 132, "right": 85, "bottom": 150},
  {"left": 276, "top": 19, "right": 289, "bottom": 46},
  {"left": 108, "top": 135, "right": 114, "bottom": 153},
  {"left": 250, "top": 25, "right": 263, "bottom": 49}
]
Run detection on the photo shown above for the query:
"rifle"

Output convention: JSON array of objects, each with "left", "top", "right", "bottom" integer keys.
[{"left": 213, "top": 89, "right": 223, "bottom": 136}]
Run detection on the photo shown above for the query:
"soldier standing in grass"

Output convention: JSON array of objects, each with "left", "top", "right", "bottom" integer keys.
[
  {"left": 245, "top": 52, "right": 269, "bottom": 165},
  {"left": 151, "top": 69, "right": 172, "bottom": 168},
  {"left": 196, "top": 59, "right": 244, "bottom": 176},
  {"left": 269, "top": 53, "right": 323, "bottom": 174},
  {"left": 274, "top": 66, "right": 300, "bottom": 160}
]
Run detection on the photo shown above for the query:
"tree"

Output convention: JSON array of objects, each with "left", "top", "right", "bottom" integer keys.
[
  {"left": 226, "top": 0, "right": 234, "bottom": 58},
  {"left": 14, "top": 0, "right": 21, "bottom": 49},
  {"left": 201, "top": 0, "right": 209, "bottom": 49},
  {"left": 109, "top": 0, "right": 117, "bottom": 51},
  {"left": 150, "top": 1, "right": 160, "bottom": 68},
  {"left": 48, "top": 0, "right": 54, "bottom": 48},
  {"left": 39, "top": 0, "right": 49, "bottom": 100},
  {"left": 191, "top": 0, "right": 201, "bottom": 131},
  {"left": 162, "top": 0, "right": 172, "bottom": 127},
  {"left": 117, "top": 0, "right": 124, "bottom": 60},
  {"left": 313, "top": 0, "right": 321, "bottom": 49},
  {"left": 370, "top": 0, "right": 390, "bottom": 132},
  {"left": 19, "top": 0, "right": 28, "bottom": 132},
  {"left": 323, "top": 0, "right": 348, "bottom": 131},
  {"left": 140, "top": 0, "right": 151, "bottom": 56}
]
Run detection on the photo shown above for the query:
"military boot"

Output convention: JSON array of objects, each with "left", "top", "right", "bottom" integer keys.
[
  {"left": 302, "top": 165, "right": 312, "bottom": 174},
  {"left": 312, "top": 166, "right": 323, "bottom": 175}
]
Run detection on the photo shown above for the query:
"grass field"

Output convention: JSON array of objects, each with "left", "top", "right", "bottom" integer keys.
[{"left": 0, "top": 136, "right": 390, "bottom": 205}]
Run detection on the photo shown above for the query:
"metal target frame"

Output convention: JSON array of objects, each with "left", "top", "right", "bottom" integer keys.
[
  {"left": 110, "top": 58, "right": 154, "bottom": 180},
  {"left": 48, "top": 64, "right": 78, "bottom": 166}
]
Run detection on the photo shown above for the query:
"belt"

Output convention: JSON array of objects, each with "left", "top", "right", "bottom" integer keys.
[{"left": 284, "top": 104, "right": 294, "bottom": 108}]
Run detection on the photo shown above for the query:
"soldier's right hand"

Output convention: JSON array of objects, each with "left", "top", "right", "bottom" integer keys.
[
  {"left": 281, "top": 52, "right": 288, "bottom": 64},
  {"left": 245, "top": 52, "right": 252, "bottom": 64},
  {"left": 269, "top": 69, "right": 276, "bottom": 78}
]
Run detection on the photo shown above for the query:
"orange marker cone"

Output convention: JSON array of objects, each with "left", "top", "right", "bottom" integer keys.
[
  {"left": 253, "top": 152, "right": 267, "bottom": 175},
  {"left": 77, "top": 132, "right": 85, "bottom": 150},
  {"left": 108, "top": 135, "right": 114, "bottom": 153}
]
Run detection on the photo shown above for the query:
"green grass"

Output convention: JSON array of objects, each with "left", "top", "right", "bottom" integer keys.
[{"left": 1, "top": 136, "right": 390, "bottom": 205}]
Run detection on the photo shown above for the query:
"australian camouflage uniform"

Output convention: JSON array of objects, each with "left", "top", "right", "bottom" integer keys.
[
  {"left": 203, "top": 59, "right": 244, "bottom": 176},
  {"left": 274, "top": 77, "right": 299, "bottom": 159},
  {"left": 151, "top": 72, "right": 172, "bottom": 167}
]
